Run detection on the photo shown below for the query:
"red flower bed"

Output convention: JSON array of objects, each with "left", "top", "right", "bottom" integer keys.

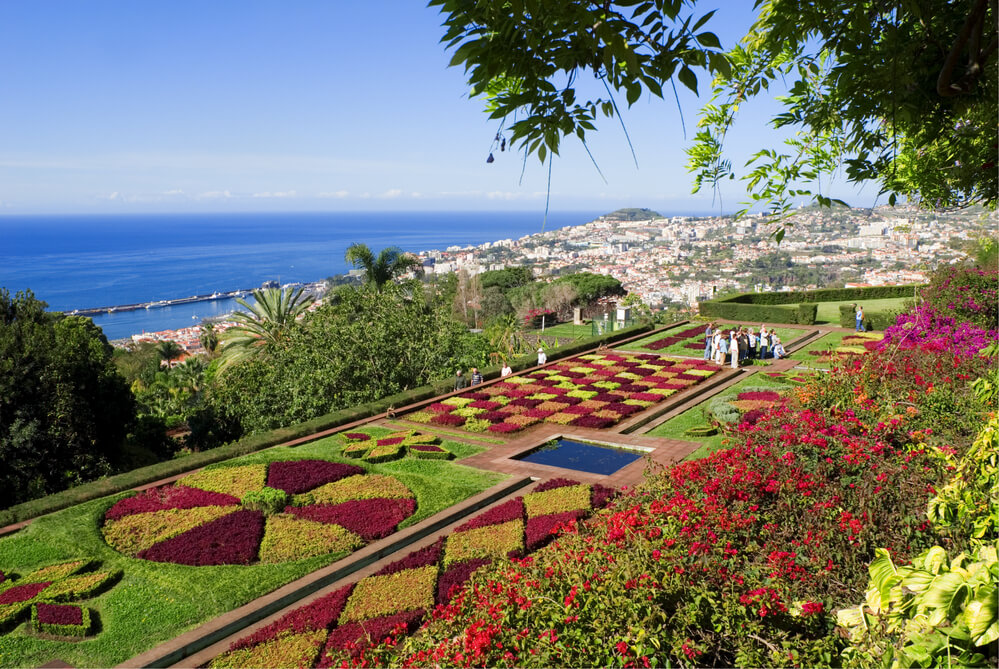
[
  {"left": 35, "top": 602, "right": 83, "bottom": 626},
  {"left": 0, "top": 581, "right": 51, "bottom": 606},
  {"left": 571, "top": 415, "right": 615, "bottom": 429},
  {"left": 231, "top": 585, "right": 354, "bottom": 651},
  {"left": 525, "top": 510, "right": 586, "bottom": 550},
  {"left": 286, "top": 498, "right": 417, "bottom": 541},
  {"left": 603, "top": 402, "right": 643, "bottom": 416},
  {"left": 435, "top": 559, "right": 492, "bottom": 608},
  {"left": 430, "top": 413, "right": 466, "bottom": 426},
  {"left": 455, "top": 499, "right": 525, "bottom": 532},
  {"left": 736, "top": 390, "right": 781, "bottom": 402},
  {"left": 136, "top": 510, "right": 265, "bottom": 566},
  {"left": 266, "top": 460, "right": 364, "bottom": 495},
  {"left": 104, "top": 485, "right": 239, "bottom": 521},
  {"left": 533, "top": 478, "right": 579, "bottom": 493},
  {"left": 487, "top": 422, "right": 522, "bottom": 433},
  {"left": 317, "top": 610, "right": 427, "bottom": 666},
  {"left": 375, "top": 539, "right": 445, "bottom": 577},
  {"left": 467, "top": 400, "right": 501, "bottom": 410}
]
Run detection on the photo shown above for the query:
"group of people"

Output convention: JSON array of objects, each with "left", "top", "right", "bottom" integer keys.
[{"left": 703, "top": 322, "right": 786, "bottom": 368}]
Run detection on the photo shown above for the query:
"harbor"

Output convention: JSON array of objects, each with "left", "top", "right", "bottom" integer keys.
[{"left": 68, "top": 288, "right": 255, "bottom": 317}]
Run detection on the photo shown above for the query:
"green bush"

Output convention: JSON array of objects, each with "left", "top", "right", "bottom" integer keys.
[
  {"left": 240, "top": 487, "right": 290, "bottom": 515},
  {"left": 797, "top": 303, "right": 818, "bottom": 325},
  {"left": 683, "top": 425, "right": 719, "bottom": 437}
]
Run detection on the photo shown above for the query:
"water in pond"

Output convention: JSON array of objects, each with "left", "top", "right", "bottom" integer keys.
[{"left": 515, "top": 439, "right": 643, "bottom": 476}]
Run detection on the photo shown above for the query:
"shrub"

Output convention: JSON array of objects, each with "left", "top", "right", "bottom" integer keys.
[
  {"left": 240, "top": 487, "right": 290, "bottom": 515},
  {"left": 30, "top": 603, "right": 91, "bottom": 638},
  {"left": 683, "top": 425, "right": 719, "bottom": 437}
]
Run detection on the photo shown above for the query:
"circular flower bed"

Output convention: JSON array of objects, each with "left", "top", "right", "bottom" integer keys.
[{"left": 101, "top": 460, "right": 416, "bottom": 566}]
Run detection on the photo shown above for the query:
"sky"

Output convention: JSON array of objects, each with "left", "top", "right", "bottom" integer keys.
[{"left": 0, "top": 2, "right": 877, "bottom": 216}]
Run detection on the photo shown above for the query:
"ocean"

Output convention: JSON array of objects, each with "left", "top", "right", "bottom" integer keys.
[{"left": 0, "top": 210, "right": 602, "bottom": 340}]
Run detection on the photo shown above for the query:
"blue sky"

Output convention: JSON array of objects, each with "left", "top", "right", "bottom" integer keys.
[{"left": 0, "top": 2, "right": 875, "bottom": 215}]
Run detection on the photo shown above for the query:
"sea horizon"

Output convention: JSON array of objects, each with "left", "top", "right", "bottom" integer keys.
[{"left": 2, "top": 209, "right": 670, "bottom": 339}]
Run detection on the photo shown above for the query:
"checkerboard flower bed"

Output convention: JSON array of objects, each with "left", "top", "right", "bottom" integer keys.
[
  {"left": 210, "top": 479, "right": 619, "bottom": 668},
  {"left": 100, "top": 462, "right": 416, "bottom": 566},
  {"left": 402, "top": 352, "right": 716, "bottom": 435}
]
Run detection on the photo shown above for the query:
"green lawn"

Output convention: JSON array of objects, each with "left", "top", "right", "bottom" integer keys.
[
  {"left": 619, "top": 324, "right": 808, "bottom": 357},
  {"left": 809, "top": 297, "right": 914, "bottom": 324},
  {"left": 525, "top": 321, "right": 593, "bottom": 340},
  {"left": 0, "top": 435, "right": 504, "bottom": 668},
  {"left": 788, "top": 330, "right": 884, "bottom": 368},
  {"left": 643, "top": 373, "right": 788, "bottom": 460}
]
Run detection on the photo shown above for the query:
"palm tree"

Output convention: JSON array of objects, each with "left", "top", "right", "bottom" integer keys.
[
  {"left": 217, "top": 286, "right": 315, "bottom": 372},
  {"left": 199, "top": 323, "right": 219, "bottom": 356},
  {"left": 344, "top": 243, "right": 422, "bottom": 290},
  {"left": 157, "top": 340, "right": 184, "bottom": 368}
]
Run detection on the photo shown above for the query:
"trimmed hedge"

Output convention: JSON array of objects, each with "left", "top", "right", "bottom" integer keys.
[
  {"left": 837, "top": 305, "right": 898, "bottom": 331},
  {"left": 699, "top": 285, "right": 921, "bottom": 324}
]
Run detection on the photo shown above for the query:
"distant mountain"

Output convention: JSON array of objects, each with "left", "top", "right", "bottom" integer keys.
[{"left": 603, "top": 207, "right": 663, "bottom": 221}]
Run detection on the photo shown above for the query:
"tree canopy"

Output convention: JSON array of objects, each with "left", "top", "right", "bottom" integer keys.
[
  {"left": 0, "top": 290, "right": 135, "bottom": 506},
  {"left": 432, "top": 0, "right": 997, "bottom": 232}
]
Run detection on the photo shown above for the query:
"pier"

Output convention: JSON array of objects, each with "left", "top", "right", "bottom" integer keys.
[{"left": 69, "top": 289, "right": 251, "bottom": 317}]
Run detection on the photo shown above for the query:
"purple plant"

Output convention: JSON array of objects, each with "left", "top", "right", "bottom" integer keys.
[
  {"left": 455, "top": 498, "right": 524, "bottom": 531},
  {"left": 374, "top": 539, "right": 445, "bottom": 577},
  {"left": 266, "top": 460, "right": 364, "bottom": 495},
  {"left": 104, "top": 485, "right": 239, "bottom": 520},
  {"left": 0, "top": 581, "right": 51, "bottom": 605},
  {"left": 318, "top": 609, "right": 427, "bottom": 664},
  {"left": 603, "top": 402, "right": 643, "bottom": 416},
  {"left": 571, "top": 415, "right": 615, "bottom": 429},
  {"left": 591, "top": 483, "right": 618, "bottom": 508},
  {"left": 468, "top": 400, "right": 502, "bottom": 410},
  {"left": 35, "top": 602, "right": 83, "bottom": 626},
  {"left": 487, "top": 422, "right": 522, "bottom": 433},
  {"left": 525, "top": 510, "right": 586, "bottom": 551},
  {"left": 879, "top": 305, "right": 998, "bottom": 358},
  {"left": 409, "top": 444, "right": 445, "bottom": 453},
  {"left": 287, "top": 498, "right": 416, "bottom": 541},
  {"left": 533, "top": 478, "right": 580, "bottom": 493},
  {"left": 737, "top": 391, "right": 781, "bottom": 402},
  {"left": 136, "top": 510, "right": 264, "bottom": 566},
  {"left": 436, "top": 558, "right": 492, "bottom": 606},
  {"left": 477, "top": 410, "right": 509, "bottom": 423},
  {"left": 230, "top": 585, "right": 354, "bottom": 651}
]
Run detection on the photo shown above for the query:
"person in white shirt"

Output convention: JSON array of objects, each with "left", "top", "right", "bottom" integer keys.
[
  {"left": 772, "top": 337, "right": 786, "bottom": 359},
  {"left": 500, "top": 362, "right": 512, "bottom": 377},
  {"left": 537, "top": 348, "right": 547, "bottom": 366}
]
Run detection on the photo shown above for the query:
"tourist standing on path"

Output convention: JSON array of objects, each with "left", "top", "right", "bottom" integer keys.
[
  {"left": 703, "top": 322, "right": 714, "bottom": 361},
  {"left": 747, "top": 328, "right": 758, "bottom": 360},
  {"left": 730, "top": 331, "right": 739, "bottom": 369},
  {"left": 470, "top": 367, "right": 483, "bottom": 386},
  {"left": 855, "top": 304, "right": 866, "bottom": 332},
  {"left": 759, "top": 328, "right": 770, "bottom": 359},
  {"left": 537, "top": 347, "right": 547, "bottom": 366},
  {"left": 772, "top": 337, "right": 787, "bottom": 359},
  {"left": 454, "top": 370, "right": 466, "bottom": 391},
  {"left": 737, "top": 329, "right": 748, "bottom": 364},
  {"left": 715, "top": 331, "right": 727, "bottom": 365},
  {"left": 500, "top": 362, "right": 512, "bottom": 377}
]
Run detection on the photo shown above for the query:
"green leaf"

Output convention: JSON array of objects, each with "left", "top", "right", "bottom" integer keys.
[
  {"left": 677, "top": 66, "right": 698, "bottom": 94},
  {"left": 696, "top": 32, "right": 721, "bottom": 49}
]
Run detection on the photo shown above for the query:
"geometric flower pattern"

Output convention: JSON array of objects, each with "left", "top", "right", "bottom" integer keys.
[
  {"left": 0, "top": 560, "right": 120, "bottom": 637},
  {"left": 209, "top": 478, "right": 619, "bottom": 668},
  {"left": 403, "top": 352, "right": 718, "bottom": 434},
  {"left": 100, "top": 460, "right": 415, "bottom": 566}
]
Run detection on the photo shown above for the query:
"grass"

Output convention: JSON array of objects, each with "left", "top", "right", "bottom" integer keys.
[
  {"left": 0, "top": 435, "right": 504, "bottom": 668},
  {"left": 524, "top": 321, "right": 593, "bottom": 340},
  {"left": 381, "top": 420, "right": 506, "bottom": 446},
  {"left": 809, "top": 297, "right": 914, "bottom": 324},
  {"left": 619, "top": 324, "right": 808, "bottom": 357},
  {"left": 788, "top": 330, "right": 884, "bottom": 369},
  {"left": 643, "top": 372, "right": 788, "bottom": 460}
]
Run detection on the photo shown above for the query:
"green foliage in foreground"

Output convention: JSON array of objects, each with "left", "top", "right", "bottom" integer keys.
[{"left": 0, "top": 437, "right": 504, "bottom": 668}]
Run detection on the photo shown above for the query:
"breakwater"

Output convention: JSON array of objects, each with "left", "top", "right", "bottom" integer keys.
[{"left": 69, "top": 289, "right": 252, "bottom": 317}]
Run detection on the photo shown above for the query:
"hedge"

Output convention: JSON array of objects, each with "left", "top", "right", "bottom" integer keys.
[
  {"left": 837, "top": 305, "right": 897, "bottom": 331},
  {"left": 0, "top": 322, "right": 654, "bottom": 529},
  {"left": 699, "top": 284, "right": 921, "bottom": 324}
]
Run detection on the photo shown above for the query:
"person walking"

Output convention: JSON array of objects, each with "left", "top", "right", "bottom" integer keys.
[
  {"left": 729, "top": 331, "right": 739, "bottom": 369},
  {"left": 470, "top": 367, "right": 483, "bottom": 386},
  {"left": 747, "top": 328, "right": 758, "bottom": 360},
  {"left": 717, "top": 331, "right": 728, "bottom": 365},
  {"left": 453, "top": 369, "right": 467, "bottom": 391},
  {"left": 537, "top": 347, "right": 547, "bottom": 366},
  {"left": 703, "top": 322, "right": 714, "bottom": 361},
  {"left": 855, "top": 304, "right": 865, "bottom": 332},
  {"left": 737, "top": 329, "right": 748, "bottom": 363},
  {"left": 759, "top": 328, "right": 770, "bottom": 359}
]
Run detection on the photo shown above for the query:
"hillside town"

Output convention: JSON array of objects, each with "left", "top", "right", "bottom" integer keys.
[
  {"left": 419, "top": 204, "right": 989, "bottom": 309},
  {"left": 128, "top": 204, "right": 990, "bottom": 354}
]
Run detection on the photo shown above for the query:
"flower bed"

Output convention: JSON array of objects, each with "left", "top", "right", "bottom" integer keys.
[
  {"left": 100, "top": 461, "right": 416, "bottom": 566},
  {"left": 0, "top": 561, "right": 119, "bottom": 635},
  {"left": 406, "top": 352, "right": 717, "bottom": 435},
  {"left": 339, "top": 430, "right": 451, "bottom": 463},
  {"left": 209, "top": 478, "right": 618, "bottom": 668}
]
